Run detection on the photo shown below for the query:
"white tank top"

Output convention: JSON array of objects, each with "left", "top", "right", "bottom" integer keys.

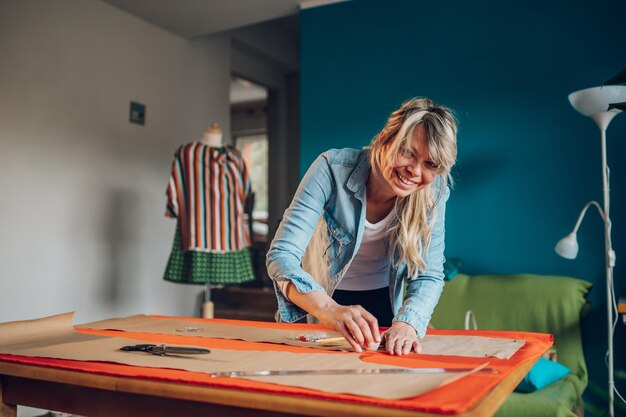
[{"left": 335, "top": 209, "right": 395, "bottom": 291}]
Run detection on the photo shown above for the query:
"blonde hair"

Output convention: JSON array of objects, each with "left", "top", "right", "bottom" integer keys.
[{"left": 368, "top": 97, "right": 457, "bottom": 278}]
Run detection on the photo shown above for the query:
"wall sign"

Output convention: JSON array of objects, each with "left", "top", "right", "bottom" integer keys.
[{"left": 129, "top": 101, "right": 146, "bottom": 125}]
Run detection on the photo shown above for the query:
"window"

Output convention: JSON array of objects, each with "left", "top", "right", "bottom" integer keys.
[{"left": 236, "top": 134, "right": 268, "bottom": 241}]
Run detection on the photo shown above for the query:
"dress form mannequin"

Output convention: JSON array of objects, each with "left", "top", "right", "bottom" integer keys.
[
  {"left": 200, "top": 122, "right": 223, "bottom": 147},
  {"left": 164, "top": 121, "right": 254, "bottom": 319}
]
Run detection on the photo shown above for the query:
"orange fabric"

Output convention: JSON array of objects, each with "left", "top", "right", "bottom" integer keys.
[{"left": 0, "top": 316, "right": 552, "bottom": 414}]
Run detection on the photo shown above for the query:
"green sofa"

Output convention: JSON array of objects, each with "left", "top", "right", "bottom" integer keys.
[{"left": 430, "top": 273, "right": 592, "bottom": 417}]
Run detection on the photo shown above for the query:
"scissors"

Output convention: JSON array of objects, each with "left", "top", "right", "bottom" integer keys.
[{"left": 120, "top": 344, "right": 210, "bottom": 356}]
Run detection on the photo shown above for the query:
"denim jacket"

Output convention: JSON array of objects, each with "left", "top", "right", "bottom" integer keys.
[{"left": 266, "top": 148, "right": 448, "bottom": 338}]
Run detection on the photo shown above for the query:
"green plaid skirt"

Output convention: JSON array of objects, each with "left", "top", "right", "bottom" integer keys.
[{"left": 163, "top": 223, "right": 255, "bottom": 285}]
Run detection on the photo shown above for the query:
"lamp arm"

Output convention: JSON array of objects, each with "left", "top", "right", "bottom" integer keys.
[
  {"left": 572, "top": 200, "right": 606, "bottom": 233},
  {"left": 577, "top": 200, "right": 615, "bottom": 265}
]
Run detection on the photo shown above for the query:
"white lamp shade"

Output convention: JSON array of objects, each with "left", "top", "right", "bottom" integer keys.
[
  {"left": 555, "top": 232, "right": 579, "bottom": 260},
  {"left": 568, "top": 86, "right": 626, "bottom": 116}
]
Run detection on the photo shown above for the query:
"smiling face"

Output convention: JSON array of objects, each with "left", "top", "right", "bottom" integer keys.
[
  {"left": 367, "top": 98, "right": 457, "bottom": 205},
  {"left": 376, "top": 125, "right": 439, "bottom": 200}
]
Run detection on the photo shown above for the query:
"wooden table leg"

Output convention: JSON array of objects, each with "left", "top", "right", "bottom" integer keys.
[{"left": 0, "top": 377, "right": 17, "bottom": 417}]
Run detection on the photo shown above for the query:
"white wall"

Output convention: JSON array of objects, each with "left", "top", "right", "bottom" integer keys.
[{"left": 0, "top": 0, "right": 232, "bottom": 324}]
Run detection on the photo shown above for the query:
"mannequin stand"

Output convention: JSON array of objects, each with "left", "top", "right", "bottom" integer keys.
[{"left": 202, "top": 284, "right": 214, "bottom": 319}]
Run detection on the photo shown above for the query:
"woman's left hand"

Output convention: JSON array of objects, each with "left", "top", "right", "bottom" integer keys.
[{"left": 382, "top": 321, "right": 421, "bottom": 355}]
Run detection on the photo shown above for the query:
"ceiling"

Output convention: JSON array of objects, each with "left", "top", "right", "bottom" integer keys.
[{"left": 101, "top": 0, "right": 345, "bottom": 38}]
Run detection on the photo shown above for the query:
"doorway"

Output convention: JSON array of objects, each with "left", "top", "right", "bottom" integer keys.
[{"left": 230, "top": 76, "right": 270, "bottom": 285}]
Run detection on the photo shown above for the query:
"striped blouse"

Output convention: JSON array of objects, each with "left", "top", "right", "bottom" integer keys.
[{"left": 166, "top": 142, "right": 252, "bottom": 253}]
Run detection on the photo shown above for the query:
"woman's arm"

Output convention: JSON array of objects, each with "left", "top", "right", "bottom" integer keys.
[{"left": 266, "top": 154, "right": 332, "bottom": 319}]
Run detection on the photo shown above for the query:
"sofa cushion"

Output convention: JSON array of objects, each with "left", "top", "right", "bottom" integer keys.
[
  {"left": 515, "top": 358, "right": 571, "bottom": 393},
  {"left": 430, "top": 273, "right": 591, "bottom": 403},
  {"left": 443, "top": 258, "right": 463, "bottom": 280}
]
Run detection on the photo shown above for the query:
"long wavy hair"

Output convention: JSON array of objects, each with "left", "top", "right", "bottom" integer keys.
[{"left": 368, "top": 97, "right": 457, "bottom": 277}]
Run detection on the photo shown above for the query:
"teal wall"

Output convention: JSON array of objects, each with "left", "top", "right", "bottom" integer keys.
[{"left": 300, "top": 0, "right": 625, "bottom": 413}]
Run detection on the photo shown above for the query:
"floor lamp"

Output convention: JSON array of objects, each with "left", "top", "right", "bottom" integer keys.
[{"left": 555, "top": 85, "right": 626, "bottom": 417}]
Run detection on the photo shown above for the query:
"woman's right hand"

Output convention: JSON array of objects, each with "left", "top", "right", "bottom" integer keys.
[
  {"left": 284, "top": 283, "right": 381, "bottom": 352},
  {"left": 315, "top": 303, "right": 381, "bottom": 352}
]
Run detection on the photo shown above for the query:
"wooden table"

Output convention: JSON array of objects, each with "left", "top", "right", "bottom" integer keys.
[{"left": 0, "top": 358, "right": 535, "bottom": 417}]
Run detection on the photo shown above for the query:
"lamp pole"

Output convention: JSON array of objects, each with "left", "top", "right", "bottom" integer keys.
[
  {"left": 557, "top": 85, "right": 626, "bottom": 417},
  {"left": 599, "top": 124, "right": 615, "bottom": 417},
  {"left": 591, "top": 105, "right": 619, "bottom": 417}
]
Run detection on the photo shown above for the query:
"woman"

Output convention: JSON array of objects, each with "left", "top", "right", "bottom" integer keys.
[{"left": 266, "top": 97, "right": 457, "bottom": 355}]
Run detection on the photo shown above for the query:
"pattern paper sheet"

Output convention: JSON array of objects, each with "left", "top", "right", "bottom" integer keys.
[{"left": 82, "top": 314, "right": 525, "bottom": 359}]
